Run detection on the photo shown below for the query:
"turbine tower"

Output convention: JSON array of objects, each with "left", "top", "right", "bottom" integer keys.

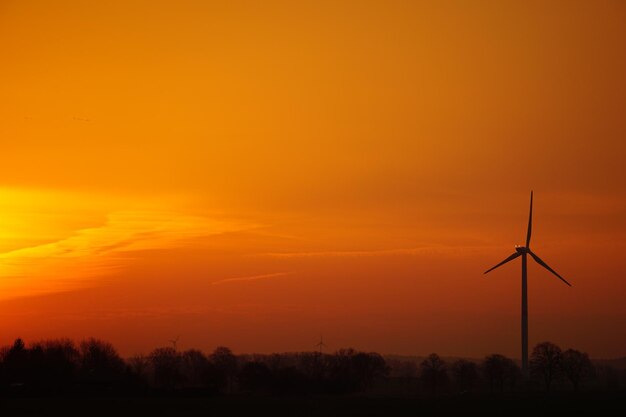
[
  {"left": 484, "top": 191, "right": 571, "bottom": 378},
  {"left": 315, "top": 335, "right": 327, "bottom": 355}
]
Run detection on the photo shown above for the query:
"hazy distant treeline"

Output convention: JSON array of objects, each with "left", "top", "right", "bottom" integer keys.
[{"left": 0, "top": 338, "right": 624, "bottom": 396}]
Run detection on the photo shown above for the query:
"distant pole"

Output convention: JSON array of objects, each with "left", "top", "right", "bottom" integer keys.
[{"left": 521, "top": 253, "right": 529, "bottom": 378}]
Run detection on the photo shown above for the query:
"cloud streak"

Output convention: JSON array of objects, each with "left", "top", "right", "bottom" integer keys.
[
  {"left": 0, "top": 209, "right": 251, "bottom": 298},
  {"left": 255, "top": 245, "right": 492, "bottom": 259},
  {"left": 211, "top": 272, "right": 293, "bottom": 285}
]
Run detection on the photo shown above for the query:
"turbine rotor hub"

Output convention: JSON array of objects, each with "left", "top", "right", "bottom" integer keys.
[{"left": 515, "top": 245, "right": 529, "bottom": 254}]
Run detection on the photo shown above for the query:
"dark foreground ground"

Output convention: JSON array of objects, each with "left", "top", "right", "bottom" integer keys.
[{"left": 1, "top": 393, "right": 625, "bottom": 417}]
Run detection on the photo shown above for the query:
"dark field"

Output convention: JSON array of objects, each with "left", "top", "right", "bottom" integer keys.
[{"left": 1, "top": 393, "right": 625, "bottom": 417}]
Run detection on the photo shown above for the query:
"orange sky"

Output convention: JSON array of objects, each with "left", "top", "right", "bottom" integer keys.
[{"left": 1, "top": 0, "right": 625, "bottom": 358}]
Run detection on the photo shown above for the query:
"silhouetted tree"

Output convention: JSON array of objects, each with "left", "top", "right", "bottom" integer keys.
[
  {"left": 451, "top": 359, "right": 479, "bottom": 393},
  {"left": 420, "top": 353, "right": 448, "bottom": 395},
  {"left": 327, "top": 349, "right": 389, "bottom": 393},
  {"left": 79, "top": 338, "right": 125, "bottom": 385},
  {"left": 180, "top": 349, "right": 210, "bottom": 388},
  {"left": 127, "top": 354, "right": 150, "bottom": 381},
  {"left": 352, "top": 352, "right": 389, "bottom": 390},
  {"left": 123, "top": 354, "right": 150, "bottom": 391},
  {"left": 30, "top": 339, "right": 79, "bottom": 389},
  {"left": 267, "top": 353, "right": 284, "bottom": 371},
  {"left": 328, "top": 348, "right": 357, "bottom": 392},
  {"left": 209, "top": 346, "right": 238, "bottom": 393},
  {"left": 2, "top": 338, "right": 29, "bottom": 385},
  {"left": 481, "top": 354, "right": 520, "bottom": 392},
  {"left": 149, "top": 347, "right": 181, "bottom": 389},
  {"left": 530, "top": 342, "right": 563, "bottom": 392},
  {"left": 561, "top": 349, "right": 594, "bottom": 391},
  {"left": 8, "top": 338, "right": 25, "bottom": 353},
  {"left": 294, "top": 352, "right": 321, "bottom": 379}
]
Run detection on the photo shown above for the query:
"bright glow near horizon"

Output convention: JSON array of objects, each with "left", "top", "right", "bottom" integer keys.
[{"left": 1, "top": 0, "right": 626, "bottom": 358}]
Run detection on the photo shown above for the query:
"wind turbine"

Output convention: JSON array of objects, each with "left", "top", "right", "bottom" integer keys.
[
  {"left": 484, "top": 191, "right": 571, "bottom": 378},
  {"left": 169, "top": 336, "right": 180, "bottom": 351},
  {"left": 315, "top": 335, "right": 327, "bottom": 355}
]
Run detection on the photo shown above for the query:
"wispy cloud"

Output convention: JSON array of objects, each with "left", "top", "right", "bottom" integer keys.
[
  {"left": 255, "top": 245, "right": 489, "bottom": 259},
  {"left": 0, "top": 209, "right": 251, "bottom": 297},
  {"left": 211, "top": 272, "right": 293, "bottom": 285}
]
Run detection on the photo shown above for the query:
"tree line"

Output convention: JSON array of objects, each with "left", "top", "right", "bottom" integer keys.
[
  {"left": 389, "top": 342, "right": 616, "bottom": 395},
  {"left": 0, "top": 338, "right": 624, "bottom": 396}
]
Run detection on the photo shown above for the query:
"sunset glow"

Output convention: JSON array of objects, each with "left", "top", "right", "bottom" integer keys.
[{"left": 1, "top": 0, "right": 625, "bottom": 359}]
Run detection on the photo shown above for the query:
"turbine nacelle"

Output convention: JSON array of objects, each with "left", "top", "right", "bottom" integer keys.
[{"left": 515, "top": 245, "right": 529, "bottom": 254}]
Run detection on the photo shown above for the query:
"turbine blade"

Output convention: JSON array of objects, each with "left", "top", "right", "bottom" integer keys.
[
  {"left": 529, "top": 250, "right": 571, "bottom": 286},
  {"left": 526, "top": 191, "right": 533, "bottom": 247},
  {"left": 484, "top": 252, "right": 521, "bottom": 274}
]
